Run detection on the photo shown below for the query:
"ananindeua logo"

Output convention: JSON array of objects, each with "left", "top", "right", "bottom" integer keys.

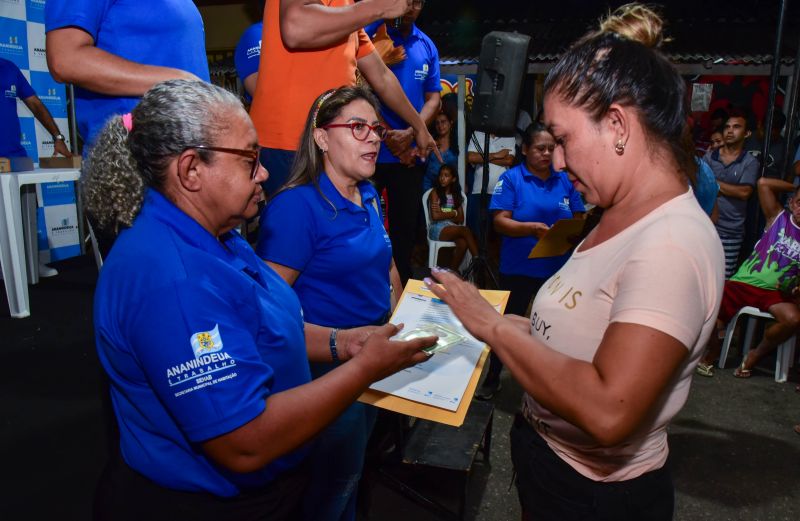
[
  {"left": 167, "top": 324, "right": 237, "bottom": 393},
  {"left": 190, "top": 324, "right": 223, "bottom": 358}
]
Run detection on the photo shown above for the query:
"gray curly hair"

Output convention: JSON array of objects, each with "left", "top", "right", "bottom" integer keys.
[{"left": 82, "top": 79, "right": 244, "bottom": 234}]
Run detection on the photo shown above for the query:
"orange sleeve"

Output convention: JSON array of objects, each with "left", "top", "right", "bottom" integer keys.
[{"left": 356, "top": 28, "right": 375, "bottom": 60}]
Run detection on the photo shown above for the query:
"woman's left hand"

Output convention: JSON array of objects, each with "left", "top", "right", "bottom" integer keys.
[
  {"left": 338, "top": 325, "right": 380, "bottom": 360},
  {"left": 425, "top": 268, "right": 503, "bottom": 342}
]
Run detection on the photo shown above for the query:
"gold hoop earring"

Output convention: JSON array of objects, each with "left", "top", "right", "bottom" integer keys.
[{"left": 615, "top": 140, "right": 625, "bottom": 155}]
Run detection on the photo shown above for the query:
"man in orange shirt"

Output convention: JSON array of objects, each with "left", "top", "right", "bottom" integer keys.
[{"left": 251, "top": 0, "right": 439, "bottom": 194}]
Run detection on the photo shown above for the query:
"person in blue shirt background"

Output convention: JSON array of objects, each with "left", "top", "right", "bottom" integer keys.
[
  {"left": 257, "top": 86, "right": 400, "bottom": 521},
  {"left": 0, "top": 58, "right": 71, "bottom": 159},
  {"left": 422, "top": 106, "right": 459, "bottom": 192},
  {"left": 82, "top": 80, "right": 432, "bottom": 521},
  {"left": 234, "top": 21, "right": 263, "bottom": 103},
  {"left": 365, "top": 0, "right": 442, "bottom": 284},
  {"left": 45, "top": 0, "right": 210, "bottom": 149},
  {"left": 477, "top": 122, "right": 585, "bottom": 399}
]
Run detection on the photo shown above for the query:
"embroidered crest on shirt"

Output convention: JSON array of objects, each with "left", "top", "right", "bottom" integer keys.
[
  {"left": 190, "top": 324, "right": 223, "bottom": 358},
  {"left": 415, "top": 63, "right": 429, "bottom": 81}
]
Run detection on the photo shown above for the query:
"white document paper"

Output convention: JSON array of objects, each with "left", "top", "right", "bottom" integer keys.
[{"left": 369, "top": 291, "right": 489, "bottom": 411}]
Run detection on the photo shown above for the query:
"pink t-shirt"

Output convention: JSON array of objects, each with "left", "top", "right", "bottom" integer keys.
[{"left": 522, "top": 190, "right": 724, "bottom": 482}]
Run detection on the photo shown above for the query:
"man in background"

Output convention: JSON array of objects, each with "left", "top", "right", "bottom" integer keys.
[
  {"left": 1, "top": 58, "right": 71, "bottom": 160},
  {"left": 366, "top": 0, "right": 442, "bottom": 283},
  {"left": 704, "top": 108, "right": 759, "bottom": 277},
  {"left": 1, "top": 57, "right": 72, "bottom": 277},
  {"left": 250, "top": 0, "right": 439, "bottom": 195}
]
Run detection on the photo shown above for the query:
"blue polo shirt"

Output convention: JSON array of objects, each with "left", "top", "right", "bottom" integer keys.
[
  {"left": 693, "top": 158, "right": 719, "bottom": 216},
  {"left": 45, "top": 0, "right": 210, "bottom": 147},
  {"left": 490, "top": 165, "right": 585, "bottom": 278},
  {"left": 703, "top": 148, "right": 759, "bottom": 236},
  {"left": 256, "top": 174, "right": 392, "bottom": 327},
  {"left": 234, "top": 22, "right": 263, "bottom": 103},
  {"left": 364, "top": 22, "right": 441, "bottom": 164},
  {"left": 0, "top": 58, "right": 35, "bottom": 157},
  {"left": 94, "top": 189, "right": 311, "bottom": 497}
]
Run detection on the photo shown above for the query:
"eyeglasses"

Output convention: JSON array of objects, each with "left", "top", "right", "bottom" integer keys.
[
  {"left": 532, "top": 144, "right": 556, "bottom": 153},
  {"left": 186, "top": 145, "right": 261, "bottom": 180},
  {"left": 322, "top": 122, "right": 388, "bottom": 141}
]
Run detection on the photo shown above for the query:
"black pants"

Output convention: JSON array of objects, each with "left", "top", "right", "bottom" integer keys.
[
  {"left": 93, "top": 451, "right": 310, "bottom": 521},
  {"left": 510, "top": 414, "right": 674, "bottom": 521},
  {"left": 372, "top": 162, "right": 424, "bottom": 284},
  {"left": 485, "top": 274, "right": 546, "bottom": 381}
]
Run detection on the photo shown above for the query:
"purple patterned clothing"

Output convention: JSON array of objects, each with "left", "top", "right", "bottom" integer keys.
[{"left": 731, "top": 210, "right": 800, "bottom": 292}]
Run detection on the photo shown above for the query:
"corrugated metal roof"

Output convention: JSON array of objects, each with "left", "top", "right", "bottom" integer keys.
[{"left": 416, "top": 2, "right": 799, "bottom": 69}]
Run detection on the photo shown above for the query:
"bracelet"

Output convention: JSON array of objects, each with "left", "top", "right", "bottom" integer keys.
[{"left": 329, "top": 328, "right": 340, "bottom": 363}]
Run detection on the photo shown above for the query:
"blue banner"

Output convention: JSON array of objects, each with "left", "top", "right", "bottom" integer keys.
[
  {"left": 0, "top": 17, "right": 28, "bottom": 69},
  {"left": 30, "top": 70, "right": 67, "bottom": 117},
  {"left": 25, "top": 0, "right": 45, "bottom": 24},
  {"left": 18, "top": 116, "right": 37, "bottom": 160}
]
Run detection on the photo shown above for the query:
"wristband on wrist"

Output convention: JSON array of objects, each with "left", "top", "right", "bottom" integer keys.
[{"left": 329, "top": 328, "right": 340, "bottom": 362}]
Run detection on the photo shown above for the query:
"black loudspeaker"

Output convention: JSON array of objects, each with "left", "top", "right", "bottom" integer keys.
[{"left": 470, "top": 31, "right": 531, "bottom": 135}]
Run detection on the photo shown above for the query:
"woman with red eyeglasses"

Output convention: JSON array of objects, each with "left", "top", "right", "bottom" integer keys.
[
  {"left": 476, "top": 122, "right": 586, "bottom": 400},
  {"left": 256, "top": 85, "right": 400, "bottom": 521}
]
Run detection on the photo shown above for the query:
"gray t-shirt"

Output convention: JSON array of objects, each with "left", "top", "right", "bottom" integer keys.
[{"left": 704, "top": 149, "right": 759, "bottom": 236}]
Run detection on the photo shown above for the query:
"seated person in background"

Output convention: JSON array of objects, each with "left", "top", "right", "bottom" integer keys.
[
  {"left": 427, "top": 163, "right": 477, "bottom": 271},
  {"left": 477, "top": 122, "right": 585, "bottom": 400},
  {"left": 422, "top": 108, "right": 458, "bottom": 192},
  {"left": 83, "top": 79, "right": 433, "bottom": 521},
  {"left": 697, "top": 176, "right": 800, "bottom": 378}
]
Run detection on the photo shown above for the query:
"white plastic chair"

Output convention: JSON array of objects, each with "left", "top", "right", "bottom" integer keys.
[
  {"left": 718, "top": 306, "right": 796, "bottom": 383},
  {"left": 422, "top": 188, "right": 470, "bottom": 269}
]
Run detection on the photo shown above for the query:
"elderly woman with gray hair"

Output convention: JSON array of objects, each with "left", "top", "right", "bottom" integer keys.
[{"left": 84, "top": 79, "right": 433, "bottom": 521}]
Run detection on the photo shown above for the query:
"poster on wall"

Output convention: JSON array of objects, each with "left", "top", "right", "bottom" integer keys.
[
  {"left": 440, "top": 74, "right": 476, "bottom": 111},
  {"left": 1, "top": 0, "right": 80, "bottom": 262}
]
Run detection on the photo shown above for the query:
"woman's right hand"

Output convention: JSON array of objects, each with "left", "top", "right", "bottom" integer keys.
[
  {"left": 351, "top": 323, "right": 436, "bottom": 382},
  {"left": 425, "top": 269, "right": 504, "bottom": 342}
]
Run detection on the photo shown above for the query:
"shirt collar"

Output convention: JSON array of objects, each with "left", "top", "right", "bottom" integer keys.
[
  {"left": 520, "top": 164, "right": 558, "bottom": 185},
  {"left": 386, "top": 22, "right": 420, "bottom": 43},
  {"left": 318, "top": 172, "right": 376, "bottom": 212},
  {"left": 140, "top": 188, "right": 252, "bottom": 272},
  {"left": 711, "top": 148, "right": 749, "bottom": 166}
]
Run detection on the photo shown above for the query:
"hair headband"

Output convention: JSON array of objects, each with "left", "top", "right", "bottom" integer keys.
[{"left": 312, "top": 90, "right": 337, "bottom": 129}]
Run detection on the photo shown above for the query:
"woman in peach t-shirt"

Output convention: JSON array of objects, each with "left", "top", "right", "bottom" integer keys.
[{"left": 427, "top": 4, "right": 724, "bottom": 520}]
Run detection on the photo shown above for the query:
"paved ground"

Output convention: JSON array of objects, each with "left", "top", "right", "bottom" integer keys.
[{"left": 2, "top": 254, "right": 799, "bottom": 520}]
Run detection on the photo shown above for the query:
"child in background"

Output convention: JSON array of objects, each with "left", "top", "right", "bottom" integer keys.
[
  {"left": 428, "top": 164, "right": 478, "bottom": 271},
  {"left": 709, "top": 128, "right": 724, "bottom": 152}
]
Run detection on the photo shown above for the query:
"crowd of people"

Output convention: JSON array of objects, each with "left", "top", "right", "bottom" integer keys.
[{"left": 29, "top": 0, "right": 800, "bottom": 519}]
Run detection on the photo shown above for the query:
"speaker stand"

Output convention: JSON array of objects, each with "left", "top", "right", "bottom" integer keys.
[{"left": 462, "top": 132, "right": 499, "bottom": 289}]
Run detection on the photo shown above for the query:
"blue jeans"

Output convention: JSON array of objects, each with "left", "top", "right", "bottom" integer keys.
[
  {"left": 259, "top": 148, "right": 296, "bottom": 196},
  {"left": 302, "top": 374, "right": 377, "bottom": 521}
]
